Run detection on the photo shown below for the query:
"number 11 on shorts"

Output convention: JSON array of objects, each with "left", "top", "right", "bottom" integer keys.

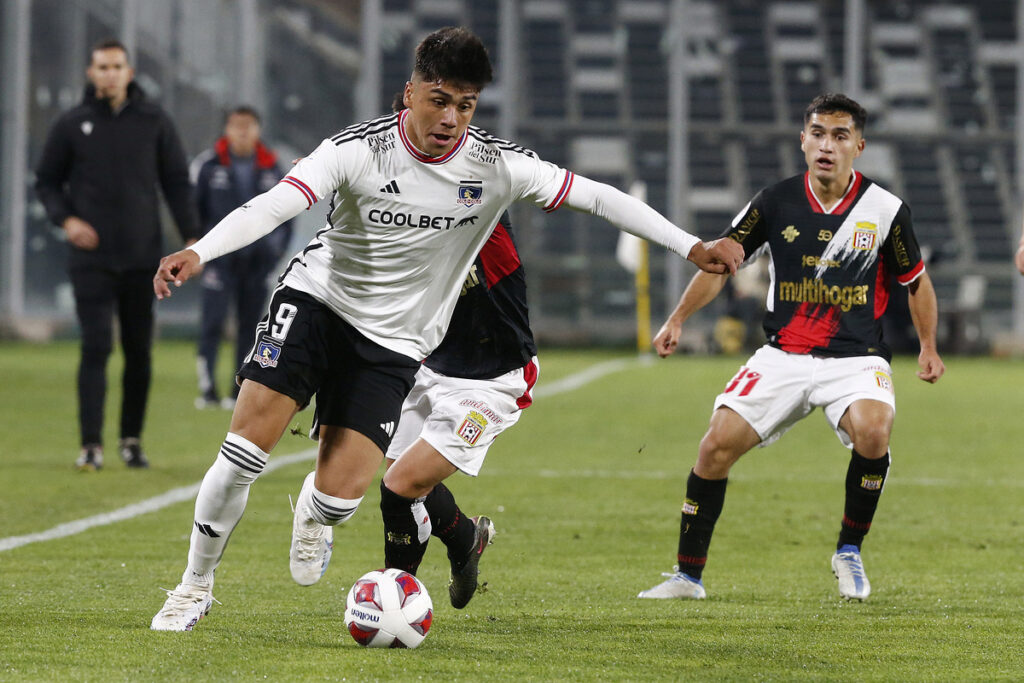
[{"left": 723, "top": 367, "right": 761, "bottom": 397}]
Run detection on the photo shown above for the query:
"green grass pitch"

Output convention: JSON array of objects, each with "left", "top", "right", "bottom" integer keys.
[{"left": 1, "top": 340, "right": 1022, "bottom": 681}]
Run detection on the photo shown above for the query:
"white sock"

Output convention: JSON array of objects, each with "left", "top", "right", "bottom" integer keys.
[
  {"left": 304, "top": 483, "right": 362, "bottom": 526},
  {"left": 185, "top": 433, "right": 268, "bottom": 576},
  {"left": 180, "top": 568, "right": 214, "bottom": 590}
]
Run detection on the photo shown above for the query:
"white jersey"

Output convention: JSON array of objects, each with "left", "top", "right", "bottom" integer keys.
[{"left": 278, "top": 110, "right": 574, "bottom": 360}]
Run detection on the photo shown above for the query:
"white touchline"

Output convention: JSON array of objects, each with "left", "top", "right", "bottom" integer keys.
[
  {"left": 0, "top": 356, "right": 649, "bottom": 553},
  {"left": 0, "top": 450, "right": 316, "bottom": 553},
  {"left": 533, "top": 355, "right": 652, "bottom": 399}
]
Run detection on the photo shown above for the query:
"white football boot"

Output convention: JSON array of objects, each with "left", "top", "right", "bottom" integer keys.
[
  {"left": 289, "top": 471, "right": 334, "bottom": 586},
  {"left": 832, "top": 544, "right": 871, "bottom": 600},
  {"left": 151, "top": 579, "right": 215, "bottom": 631},
  {"left": 638, "top": 568, "right": 707, "bottom": 599}
]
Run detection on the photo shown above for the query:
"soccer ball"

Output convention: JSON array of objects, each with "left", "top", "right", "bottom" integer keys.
[{"left": 344, "top": 568, "right": 433, "bottom": 648}]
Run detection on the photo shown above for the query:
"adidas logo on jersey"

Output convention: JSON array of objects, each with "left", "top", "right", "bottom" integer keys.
[
  {"left": 380, "top": 421, "right": 395, "bottom": 437},
  {"left": 379, "top": 179, "right": 401, "bottom": 194}
]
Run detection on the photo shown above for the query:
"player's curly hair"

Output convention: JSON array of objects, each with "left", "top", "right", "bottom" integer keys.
[
  {"left": 413, "top": 26, "right": 493, "bottom": 91},
  {"left": 805, "top": 93, "right": 868, "bottom": 132}
]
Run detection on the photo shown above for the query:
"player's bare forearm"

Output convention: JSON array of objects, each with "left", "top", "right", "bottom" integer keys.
[
  {"left": 153, "top": 248, "right": 201, "bottom": 300},
  {"left": 687, "top": 238, "right": 744, "bottom": 275},
  {"left": 653, "top": 271, "right": 729, "bottom": 357},
  {"left": 907, "top": 272, "right": 945, "bottom": 383}
]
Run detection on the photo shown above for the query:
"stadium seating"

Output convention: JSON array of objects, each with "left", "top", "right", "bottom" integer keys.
[{"left": 19, "top": 0, "right": 1018, "bottom": 345}]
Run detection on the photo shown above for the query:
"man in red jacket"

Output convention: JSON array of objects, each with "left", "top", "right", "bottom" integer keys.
[{"left": 190, "top": 107, "right": 292, "bottom": 410}]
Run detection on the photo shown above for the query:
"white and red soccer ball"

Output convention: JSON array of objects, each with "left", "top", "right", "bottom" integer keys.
[{"left": 344, "top": 568, "right": 433, "bottom": 648}]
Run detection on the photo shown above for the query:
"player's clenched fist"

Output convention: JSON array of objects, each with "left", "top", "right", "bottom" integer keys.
[
  {"left": 153, "top": 249, "right": 200, "bottom": 299},
  {"left": 687, "top": 238, "right": 744, "bottom": 275}
]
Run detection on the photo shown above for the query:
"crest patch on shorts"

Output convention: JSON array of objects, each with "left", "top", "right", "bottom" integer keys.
[
  {"left": 255, "top": 338, "right": 282, "bottom": 368},
  {"left": 874, "top": 370, "right": 893, "bottom": 393},
  {"left": 457, "top": 410, "right": 488, "bottom": 445}
]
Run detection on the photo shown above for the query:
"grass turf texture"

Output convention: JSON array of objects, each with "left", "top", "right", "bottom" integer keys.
[{"left": 1, "top": 341, "right": 1022, "bottom": 681}]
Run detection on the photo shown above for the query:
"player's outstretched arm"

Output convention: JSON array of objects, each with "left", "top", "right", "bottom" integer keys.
[
  {"left": 152, "top": 181, "right": 308, "bottom": 300},
  {"left": 653, "top": 271, "right": 729, "bottom": 358},
  {"left": 563, "top": 175, "right": 741, "bottom": 273},
  {"left": 906, "top": 271, "right": 945, "bottom": 383}
]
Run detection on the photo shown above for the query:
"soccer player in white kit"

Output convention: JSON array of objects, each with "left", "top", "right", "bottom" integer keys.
[
  {"left": 149, "top": 27, "right": 743, "bottom": 631},
  {"left": 638, "top": 94, "right": 944, "bottom": 602}
]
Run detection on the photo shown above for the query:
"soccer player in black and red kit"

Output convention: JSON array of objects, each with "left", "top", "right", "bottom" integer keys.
[
  {"left": 292, "top": 211, "right": 530, "bottom": 609},
  {"left": 378, "top": 210, "right": 534, "bottom": 609},
  {"left": 640, "top": 93, "right": 945, "bottom": 601}
]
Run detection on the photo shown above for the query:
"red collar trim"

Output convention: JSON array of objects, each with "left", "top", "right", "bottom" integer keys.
[
  {"left": 397, "top": 109, "right": 467, "bottom": 164},
  {"left": 804, "top": 171, "right": 861, "bottom": 215},
  {"left": 214, "top": 137, "right": 278, "bottom": 169}
]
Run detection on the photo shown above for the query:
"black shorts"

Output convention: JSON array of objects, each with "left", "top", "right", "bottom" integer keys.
[{"left": 238, "top": 286, "right": 420, "bottom": 453}]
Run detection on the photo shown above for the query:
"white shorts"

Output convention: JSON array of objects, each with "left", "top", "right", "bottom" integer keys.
[
  {"left": 713, "top": 345, "right": 895, "bottom": 449},
  {"left": 385, "top": 358, "right": 539, "bottom": 476}
]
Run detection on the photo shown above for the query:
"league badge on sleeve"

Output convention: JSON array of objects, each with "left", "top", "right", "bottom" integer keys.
[
  {"left": 255, "top": 337, "right": 283, "bottom": 368},
  {"left": 457, "top": 180, "right": 483, "bottom": 206}
]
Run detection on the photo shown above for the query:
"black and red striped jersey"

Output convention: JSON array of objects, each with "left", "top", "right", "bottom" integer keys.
[
  {"left": 724, "top": 171, "right": 924, "bottom": 361},
  {"left": 425, "top": 212, "right": 536, "bottom": 379}
]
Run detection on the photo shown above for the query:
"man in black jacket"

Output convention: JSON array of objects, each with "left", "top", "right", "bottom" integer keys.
[{"left": 35, "top": 39, "right": 199, "bottom": 471}]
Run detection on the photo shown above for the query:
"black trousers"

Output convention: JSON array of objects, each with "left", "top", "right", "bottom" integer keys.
[{"left": 69, "top": 267, "right": 154, "bottom": 446}]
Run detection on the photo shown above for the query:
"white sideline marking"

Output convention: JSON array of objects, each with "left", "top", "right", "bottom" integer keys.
[
  {"left": 0, "top": 356, "right": 647, "bottom": 553},
  {"left": 0, "top": 450, "right": 316, "bottom": 553},
  {"left": 533, "top": 355, "right": 652, "bottom": 399}
]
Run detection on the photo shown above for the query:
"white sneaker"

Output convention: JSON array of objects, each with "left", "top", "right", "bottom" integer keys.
[
  {"left": 832, "top": 544, "right": 871, "bottom": 600},
  {"left": 151, "top": 582, "right": 214, "bottom": 631},
  {"left": 289, "top": 472, "right": 333, "bottom": 586},
  {"left": 638, "top": 568, "right": 706, "bottom": 599}
]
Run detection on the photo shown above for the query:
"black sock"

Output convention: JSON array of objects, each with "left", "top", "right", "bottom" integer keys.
[
  {"left": 677, "top": 470, "right": 728, "bottom": 580},
  {"left": 838, "top": 449, "right": 890, "bottom": 550},
  {"left": 423, "top": 483, "right": 475, "bottom": 572},
  {"left": 379, "top": 481, "right": 428, "bottom": 575}
]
